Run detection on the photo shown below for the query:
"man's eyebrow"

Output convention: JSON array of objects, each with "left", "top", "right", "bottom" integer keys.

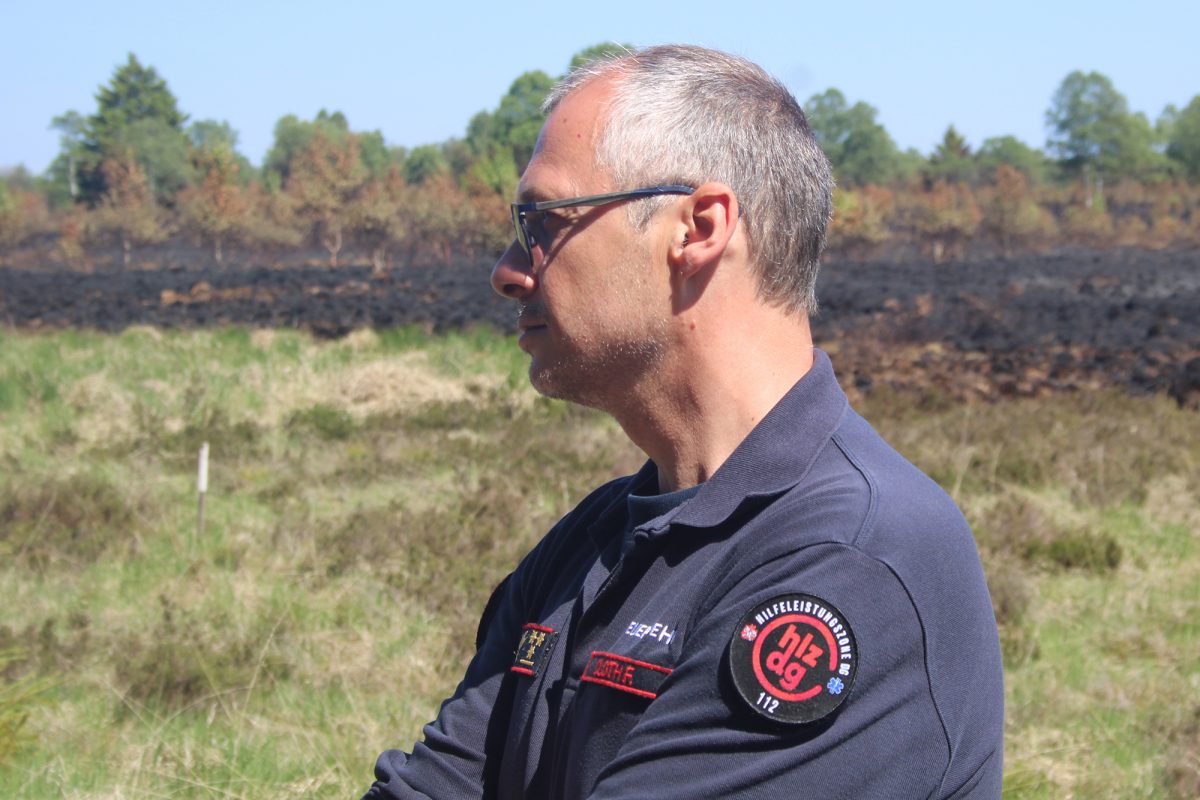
[
  {"left": 517, "top": 178, "right": 585, "bottom": 204},
  {"left": 516, "top": 192, "right": 554, "bottom": 206},
  {"left": 514, "top": 183, "right": 552, "bottom": 204}
]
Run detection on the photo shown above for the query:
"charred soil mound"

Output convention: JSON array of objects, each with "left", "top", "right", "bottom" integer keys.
[{"left": 2, "top": 249, "right": 1197, "bottom": 405}]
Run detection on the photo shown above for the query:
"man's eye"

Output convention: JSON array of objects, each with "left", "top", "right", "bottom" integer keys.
[
  {"left": 527, "top": 212, "right": 563, "bottom": 248},
  {"left": 526, "top": 218, "right": 547, "bottom": 247}
]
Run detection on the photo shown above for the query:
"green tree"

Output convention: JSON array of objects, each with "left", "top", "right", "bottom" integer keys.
[
  {"left": 1156, "top": 104, "right": 1178, "bottom": 143},
  {"left": 403, "top": 144, "right": 449, "bottom": 185},
  {"left": 1165, "top": 96, "right": 1200, "bottom": 181},
  {"left": 465, "top": 71, "right": 553, "bottom": 196},
  {"left": 357, "top": 130, "right": 398, "bottom": 179},
  {"left": 47, "top": 111, "right": 87, "bottom": 206},
  {"left": 263, "top": 110, "right": 350, "bottom": 188},
  {"left": 188, "top": 119, "right": 255, "bottom": 184},
  {"left": 187, "top": 119, "right": 238, "bottom": 151},
  {"left": 91, "top": 54, "right": 187, "bottom": 134},
  {"left": 804, "top": 89, "right": 904, "bottom": 187},
  {"left": 976, "top": 136, "right": 1049, "bottom": 185},
  {"left": 261, "top": 110, "right": 391, "bottom": 188},
  {"left": 468, "top": 152, "right": 520, "bottom": 201},
  {"left": 263, "top": 115, "right": 312, "bottom": 189},
  {"left": 1045, "top": 71, "right": 1164, "bottom": 202},
  {"left": 495, "top": 71, "right": 554, "bottom": 169},
  {"left": 440, "top": 139, "right": 473, "bottom": 180},
  {"left": 76, "top": 54, "right": 192, "bottom": 205},
  {"left": 927, "top": 125, "right": 977, "bottom": 184},
  {"left": 110, "top": 117, "right": 195, "bottom": 202}
]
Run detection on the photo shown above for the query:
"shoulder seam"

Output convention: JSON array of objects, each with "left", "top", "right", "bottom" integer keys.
[
  {"left": 830, "top": 426, "right": 879, "bottom": 548},
  {"left": 875, "top": 552, "right": 955, "bottom": 792}
]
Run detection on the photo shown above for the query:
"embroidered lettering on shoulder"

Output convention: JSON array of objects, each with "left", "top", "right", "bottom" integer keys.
[{"left": 511, "top": 623, "right": 558, "bottom": 678}]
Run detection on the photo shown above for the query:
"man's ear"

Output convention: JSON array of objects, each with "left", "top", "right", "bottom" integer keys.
[{"left": 668, "top": 182, "right": 740, "bottom": 277}]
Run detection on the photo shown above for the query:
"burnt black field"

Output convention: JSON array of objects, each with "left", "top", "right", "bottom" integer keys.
[{"left": 2, "top": 249, "right": 1198, "bottom": 405}]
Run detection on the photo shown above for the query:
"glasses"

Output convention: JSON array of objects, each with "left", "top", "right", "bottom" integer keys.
[{"left": 510, "top": 185, "right": 695, "bottom": 266}]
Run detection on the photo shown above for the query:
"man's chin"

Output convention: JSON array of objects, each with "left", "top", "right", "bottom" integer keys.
[
  {"left": 528, "top": 361, "right": 567, "bottom": 400},
  {"left": 528, "top": 360, "right": 600, "bottom": 408}
]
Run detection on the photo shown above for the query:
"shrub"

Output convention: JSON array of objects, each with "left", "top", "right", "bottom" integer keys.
[
  {"left": 973, "top": 492, "right": 1121, "bottom": 574},
  {"left": 0, "top": 648, "right": 54, "bottom": 765},
  {"left": 1163, "top": 706, "right": 1200, "bottom": 799},
  {"left": 114, "top": 594, "right": 291, "bottom": 714},
  {"left": 828, "top": 186, "right": 893, "bottom": 258},
  {"left": 0, "top": 472, "right": 137, "bottom": 568},
  {"left": 287, "top": 403, "right": 355, "bottom": 441}
]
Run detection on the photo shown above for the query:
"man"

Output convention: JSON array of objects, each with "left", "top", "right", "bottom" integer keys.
[{"left": 365, "top": 45, "right": 1003, "bottom": 799}]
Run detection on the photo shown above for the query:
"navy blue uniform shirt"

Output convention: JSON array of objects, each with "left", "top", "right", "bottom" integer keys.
[{"left": 365, "top": 350, "right": 1004, "bottom": 799}]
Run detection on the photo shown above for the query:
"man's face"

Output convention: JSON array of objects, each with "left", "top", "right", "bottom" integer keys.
[{"left": 490, "top": 79, "right": 673, "bottom": 409}]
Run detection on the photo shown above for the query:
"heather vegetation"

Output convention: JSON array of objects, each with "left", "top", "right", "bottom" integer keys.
[
  {"left": 0, "top": 326, "right": 1197, "bottom": 798},
  {"left": 2, "top": 49, "right": 1200, "bottom": 271}
]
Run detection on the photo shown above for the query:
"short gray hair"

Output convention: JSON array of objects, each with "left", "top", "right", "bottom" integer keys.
[{"left": 544, "top": 44, "right": 833, "bottom": 315}]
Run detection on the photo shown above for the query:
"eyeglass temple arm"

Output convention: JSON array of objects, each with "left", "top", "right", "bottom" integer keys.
[{"left": 523, "top": 185, "right": 695, "bottom": 213}]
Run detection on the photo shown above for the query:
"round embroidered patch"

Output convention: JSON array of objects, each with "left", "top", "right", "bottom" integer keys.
[{"left": 729, "top": 593, "right": 857, "bottom": 724}]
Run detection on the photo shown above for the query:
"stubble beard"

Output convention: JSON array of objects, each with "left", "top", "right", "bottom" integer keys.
[
  {"left": 522, "top": 232, "right": 668, "bottom": 411},
  {"left": 521, "top": 294, "right": 671, "bottom": 412},
  {"left": 530, "top": 331, "right": 668, "bottom": 411}
]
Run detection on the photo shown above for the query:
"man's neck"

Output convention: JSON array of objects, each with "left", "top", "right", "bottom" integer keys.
[{"left": 610, "top": 313, "right": 815, "bottom": 494}]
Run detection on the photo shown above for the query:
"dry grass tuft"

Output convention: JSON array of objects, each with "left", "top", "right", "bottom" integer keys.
[
  {"left": 67, "top": 372, "right": 138, "bottom": 446},
  {"left": 316, "top": 354, "right": 505, "bottom": 418}
]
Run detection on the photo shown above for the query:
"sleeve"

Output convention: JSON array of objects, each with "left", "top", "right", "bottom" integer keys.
[
  {"left": 361, "top": 476, "right": 635, "bottom": 800},
  {"left": 361, "top": 573, "right": 523, "bottom": 800},
  {"left": 584, "top": 542, "right": 978, "bottom": 800}
]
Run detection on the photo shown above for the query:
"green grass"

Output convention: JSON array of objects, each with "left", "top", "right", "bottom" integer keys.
[{"left": 1, "top": 325, "right": 1197, "bottom": 797}]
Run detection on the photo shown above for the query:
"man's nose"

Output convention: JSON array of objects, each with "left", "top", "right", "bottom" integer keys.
[{"left": 490, "top": 241, "right": 537, "bottom": 299}]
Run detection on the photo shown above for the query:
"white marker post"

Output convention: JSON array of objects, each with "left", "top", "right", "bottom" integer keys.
[{"left": 197, "top": 441, "right": 209, "bottom": 541}]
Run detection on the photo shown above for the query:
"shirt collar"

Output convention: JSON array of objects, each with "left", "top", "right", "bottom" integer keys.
[
  {"left": 586, "top": 348, "right": 847, "bottom": 541},
  {"left": 669, "top": 348, "right": 847, "bottom": 530}
]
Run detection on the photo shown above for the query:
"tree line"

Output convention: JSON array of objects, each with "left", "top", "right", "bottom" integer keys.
[{"left": 2, "top": 46, "right": 1199, "bottom": 269}]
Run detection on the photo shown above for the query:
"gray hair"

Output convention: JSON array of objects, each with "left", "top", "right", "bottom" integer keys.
[{"left": 544, "top": 44, "right": 833, "bottom": 315}]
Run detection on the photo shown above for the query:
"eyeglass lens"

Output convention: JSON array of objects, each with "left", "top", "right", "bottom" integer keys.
[{"left": 513, "top": 210, "right": 547, "bottom": 264}]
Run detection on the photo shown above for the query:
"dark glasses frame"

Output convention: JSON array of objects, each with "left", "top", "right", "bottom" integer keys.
[{"left": 510, "top": 184, "right": 695, "bottom": 265}]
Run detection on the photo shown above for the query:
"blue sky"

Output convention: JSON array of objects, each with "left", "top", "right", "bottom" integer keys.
[{"left": 3, "top": 0, "right": 1197, "bottom": 173}]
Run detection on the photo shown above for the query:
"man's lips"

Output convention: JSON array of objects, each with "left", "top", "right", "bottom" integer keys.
[
  {"left": 516, "top": 310, "right": 548, "bottom": 351},
  {"left": 517, "top": 306, "right": 548, "bottom": 334},
  {"left": 518, "top": 323, "right": 547, "bottom": 351}
]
